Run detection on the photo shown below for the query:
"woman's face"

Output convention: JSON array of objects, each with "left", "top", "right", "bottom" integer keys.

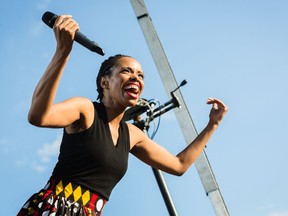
[{"left": 103, "top": 57, "right": 145, "bottom": 107}]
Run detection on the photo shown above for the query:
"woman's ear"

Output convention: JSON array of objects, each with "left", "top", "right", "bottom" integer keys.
[{"left": 100, "top": 77, "right": 109, "bottom": 89}]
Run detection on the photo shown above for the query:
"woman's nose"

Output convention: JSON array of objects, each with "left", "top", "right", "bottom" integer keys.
[{"left": 129, "top": 74, "right": 138, "bottom": 81}]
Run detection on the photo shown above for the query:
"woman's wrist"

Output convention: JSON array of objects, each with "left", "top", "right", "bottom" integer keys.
[{"left": 207, "top": 120, "right": 219, "bottom": 131}]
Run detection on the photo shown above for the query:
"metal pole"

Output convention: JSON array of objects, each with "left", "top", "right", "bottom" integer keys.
[
  {"left": 142, "top": 125, "right": 178, "bottom": 216},
  {"left": 130, "top": 0, "right": 230, "bottom": 215},
  {"left": 151, "top": 168, "right": 178, "bottom": 216}
]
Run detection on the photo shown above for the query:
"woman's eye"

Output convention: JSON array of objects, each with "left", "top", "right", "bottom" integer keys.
[
  {"left": 122, "top": 68, "right": 130, "bottom": 73},
  {"left": 138, "top": 74, "right": 144, "bottom": 79}
]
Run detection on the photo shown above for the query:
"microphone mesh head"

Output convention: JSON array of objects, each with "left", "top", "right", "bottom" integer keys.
[{"left": 42, "top": 11, "right": 58, "bottom": 28}]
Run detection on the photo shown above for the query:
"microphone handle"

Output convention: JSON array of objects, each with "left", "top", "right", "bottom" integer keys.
[
  {"left": 42, "top": 11, "right": 105, "bottom": 56},
  {"left": 75, "top": 31, "right": 104, "bottom": 55},
  {"left": 74, "top": 31, "right": 104, "bottom": 55}
]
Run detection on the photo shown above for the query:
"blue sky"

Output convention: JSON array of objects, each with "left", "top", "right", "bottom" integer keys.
[{"left": 1, "top": 1, "right": 288, "bottom": 215}]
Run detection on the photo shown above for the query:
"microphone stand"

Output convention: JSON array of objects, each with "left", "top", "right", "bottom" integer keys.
[{"left": 131, "top": 80, "right": 187, "bottom": 216}]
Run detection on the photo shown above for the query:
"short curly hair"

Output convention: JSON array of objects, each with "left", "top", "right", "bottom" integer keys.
[{"left": 96, "top": 54, "right": 132, "bottom": 101}]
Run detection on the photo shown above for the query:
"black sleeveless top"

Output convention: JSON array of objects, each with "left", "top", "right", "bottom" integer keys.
[{"left": 51, "top": 102, "right": 130, "bottom": 200}]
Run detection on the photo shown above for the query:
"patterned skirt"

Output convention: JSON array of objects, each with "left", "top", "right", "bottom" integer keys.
[{"left": 17, "top": 179, "right": 107, "bottom": 216}]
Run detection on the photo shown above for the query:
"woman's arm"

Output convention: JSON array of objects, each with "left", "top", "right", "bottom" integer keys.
[
  {"left": 28, "top": 15, "right": 93, "bottom": 129},
  {"left": 130, "top": 98, "right": 228, "bottom": 176}
]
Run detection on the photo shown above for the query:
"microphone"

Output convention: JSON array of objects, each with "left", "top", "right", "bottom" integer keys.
[
  {"left": 149, "top": 80, "right": 187, "bottom": 120},
  {"left": 123, "top": 98, "right": 153, "bottom": 121},
  {"left": 170, "top": 79, "right": 187, "bottom": 108},
  {"left": 42, "top": 11, "right": 105, "bottom": 56},
  {"left": 152, "top": 80, "right": 187, "bottom": 114}
]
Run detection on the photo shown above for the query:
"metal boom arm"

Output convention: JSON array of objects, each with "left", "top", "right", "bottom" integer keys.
[{"left": 130, "top": 0, "right": 230, "bottom": 215}]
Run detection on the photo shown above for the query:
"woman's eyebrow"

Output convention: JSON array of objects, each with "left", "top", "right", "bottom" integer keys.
[{"left": 121, "top": 67, "right": 144, "bottom": 74}]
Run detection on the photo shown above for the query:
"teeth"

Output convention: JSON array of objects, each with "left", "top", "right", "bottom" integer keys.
[{"left": 124, "top": 84, "right": 139, "bottom": 91}]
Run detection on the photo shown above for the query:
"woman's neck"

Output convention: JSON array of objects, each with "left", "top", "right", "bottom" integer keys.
[{"left": 101, "top": 99, "right": 126, "bottom": 123}]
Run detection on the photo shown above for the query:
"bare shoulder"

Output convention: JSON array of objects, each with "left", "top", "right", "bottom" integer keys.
[
  {"left": 127, "top": 123, "right": 149, "bottom": 150},
  {"left": 60, "top": 97, "right": 94, "bottom": 115},
  {"left": 62, "top": 97, "right": 95, "bottom": 133},
  {"left": 71, "top": 97, "right": 94, "bottom": 111},
  {"left": 64, "top": 96, "right": 93, "bottom": 104}
]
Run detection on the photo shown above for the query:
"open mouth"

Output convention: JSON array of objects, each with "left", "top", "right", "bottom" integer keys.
[{"left": 124, "top": 83, "right": 140, "bottom": 99}]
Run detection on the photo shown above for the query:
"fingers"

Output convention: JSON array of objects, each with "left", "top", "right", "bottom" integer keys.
[
  {"left": 206, "top": 97, "right": 228, "bottom": 126},
  {"left": 52, "top": 15, "right": 80, "bottom": 55},
  {"left": 207, "top": 97, "right": 228, "bottom": 112},
  {"left": 54, "top": 15, "right": 72, "bottom": 27},
  {"left": 53, "top": 15, "right": 80, "bottom": 34}
]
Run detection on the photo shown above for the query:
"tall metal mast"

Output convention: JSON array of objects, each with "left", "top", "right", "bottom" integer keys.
[{"left": 130, "top": 1, "right": 230, "bottom": 215}]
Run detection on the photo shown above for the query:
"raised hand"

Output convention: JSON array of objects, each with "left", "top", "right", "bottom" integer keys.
[
  {"left": 207, "top": 97, "right": 228, "bottom": 126},
  {"left": 53, "top": 15, "right": 80, "bottom": 56}
]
